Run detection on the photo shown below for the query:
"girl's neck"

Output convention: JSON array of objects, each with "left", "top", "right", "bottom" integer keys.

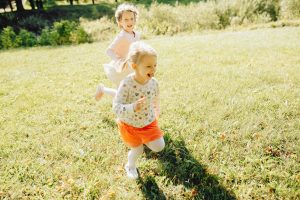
[
  {"left": 123, "top": 29, "right": 135, "bottom": 35},
  {"left": 133, "top": 74, "right": 148, "bottom": 85}
]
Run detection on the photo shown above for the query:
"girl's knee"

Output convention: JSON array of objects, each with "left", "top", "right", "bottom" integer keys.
[
  {"left": 154, "top": 143, "right": 165, "bottom": 152},
  {"left": 150, "top": 138, "right": 165, "bottom": 152}
]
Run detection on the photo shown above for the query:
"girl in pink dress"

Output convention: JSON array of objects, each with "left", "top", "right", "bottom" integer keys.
[{"left": 95, "top": 3, "right": 140, "bottom": 100}]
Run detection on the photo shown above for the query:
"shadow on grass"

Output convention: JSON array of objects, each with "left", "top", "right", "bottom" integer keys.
[
  {"left": 137, "top": 175, "right": 167, "bottom": 200},
  {"left": 137, "top": 134, "right": 236, "bottom": 199}
]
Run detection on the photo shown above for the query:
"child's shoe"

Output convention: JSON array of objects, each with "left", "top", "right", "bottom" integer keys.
[
  {"left": 95, "top": 84, "right": 104, "bottom": 101},
  {"left": 125, "top": 164, "right": 138, "bottom": 179}
]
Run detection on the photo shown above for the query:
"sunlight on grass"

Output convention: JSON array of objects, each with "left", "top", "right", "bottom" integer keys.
[{"left": 0, "top": 27, "right": 299, "bottom": 199}]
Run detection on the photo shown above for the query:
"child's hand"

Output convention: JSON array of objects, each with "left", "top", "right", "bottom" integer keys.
[
  {"left": 121, "top": 61, "right": 128, "bottom": 71},
  {"left": 134, "top": 97, "right": 145, "bottom": 112}
]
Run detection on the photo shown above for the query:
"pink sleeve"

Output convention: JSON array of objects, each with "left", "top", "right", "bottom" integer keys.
[{"left": 106, "top": 34, "right": 122, "bottom": 61}]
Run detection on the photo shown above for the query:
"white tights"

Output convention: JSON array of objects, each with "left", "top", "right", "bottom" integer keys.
[
  {"left": 127, "top": 137, "right": 165, "bottom": 168},
  {"left": 103, "top": 86, "right": 116, "bottom": 97}
]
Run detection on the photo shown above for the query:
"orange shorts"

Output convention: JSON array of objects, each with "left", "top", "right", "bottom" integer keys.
[{"left": 117, "top": 119, "right": 163, "bottom": 147}]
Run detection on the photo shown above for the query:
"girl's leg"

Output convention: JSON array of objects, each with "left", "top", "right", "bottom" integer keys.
[
  {"left": 95, "top": 84, "right": 116, "bottom": 101},
  {"left": 145, "top": 137, "right": 165, "bottom": 152},
  {"left": 103, "top": 87, "right": 116, "bottom": 97},
  {"left": 125, "top": 145, "right": 144, "bottom": 179}
]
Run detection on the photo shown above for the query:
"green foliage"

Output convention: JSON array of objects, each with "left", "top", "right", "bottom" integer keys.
[
  {"left": 15, "top": 29, "right": 37, "bottom": 47},
  {"left": 38, "top": 20, "right": 92, "bottom": 46},
  {"left": 0, "top": 20, "right": 91, "bottom": 48},
  {"left": 70, "top": 27, "right": 91, "bottom": 44},
  {"left": 137, "top": 0, "right": 286, "bottom": 36},
  {"left": 38, "top": 27, "right": 59, "bottom": 46},
  {"left": 79, "top": 17, "right": 117, "bottom": 42},
  {"left": 52, "top": 20, "right": 77, "bottom": 45},
  {"left": 280, "top": 0, "right": 300, "bottom": 19},
  {"left": 0, "top": 1, "right": 299, "bottom": 49},
  {"left": 140, "top": 3, "right": 178, "bottom": 35},
  {"left": 0, "top": 27, "right": 18, "bottom": 49}
]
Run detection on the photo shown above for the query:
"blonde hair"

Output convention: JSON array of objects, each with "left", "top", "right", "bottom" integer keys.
[
  {"left": 115, "top": 3, "right": 139, "bottom": 26},
  {"left": 126, "top": 41, "right": 157, "bottom": 66}
]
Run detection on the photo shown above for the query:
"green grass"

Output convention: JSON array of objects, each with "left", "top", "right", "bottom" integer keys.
[{"left": 0, "top": 27, "right": 299, "bottom": 199}]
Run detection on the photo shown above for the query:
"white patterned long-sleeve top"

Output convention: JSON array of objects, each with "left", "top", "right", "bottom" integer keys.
[{"left": 113, "top": 74, "right": 160, "bottom": 128}]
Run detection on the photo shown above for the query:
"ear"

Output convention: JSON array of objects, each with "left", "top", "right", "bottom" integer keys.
[{"left": 131, "top": 63, "right": 137, "bottom": 69}]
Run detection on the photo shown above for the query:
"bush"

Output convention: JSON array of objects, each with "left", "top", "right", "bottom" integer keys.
[
  {"left": 0, "top": 20, "right": 91, "bottom": 48},
  {"left": 16, "top": 29, "right": 37, "bottom": 47},
  {"left": 181, "top": 2, "right": 220, "bottom": 31},
  {"left": 52, "top": 20, "right": 78, "bottom": 45},
  {"left": 80, "top": 17, "right": 117, "bottom": 42},
  {"left": 1, "top": 27, "right": 18, "bottom": 49},
  {"left": 138, "top": 0, "right": 282, "bottom": 35},
  {"left": 38, "top": 20, "right": 91, "bottom": 46},
  {"left": 280, "top": 0, "right": 300, "bottom": 19},
  {"left": 70, "top": 27, "right": 91, "bottom": 44},
  {"left": 38, "top": 27, "right": 59, "bottom": 46}
]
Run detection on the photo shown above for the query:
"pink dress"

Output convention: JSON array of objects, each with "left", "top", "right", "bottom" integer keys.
[{"left": 104, "top": 30, "right": 140, "bottom": 86}]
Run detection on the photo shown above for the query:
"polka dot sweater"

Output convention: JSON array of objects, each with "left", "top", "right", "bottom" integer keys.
[{"left": 113, "top": 74, "right": 160, "bottom": 128}]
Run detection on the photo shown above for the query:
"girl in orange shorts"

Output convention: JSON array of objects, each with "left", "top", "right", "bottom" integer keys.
[{"left": 113, "top": 41, "right": 165, "bottom": 179}]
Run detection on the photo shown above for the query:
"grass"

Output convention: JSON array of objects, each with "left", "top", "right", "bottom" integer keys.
[{"left": 0, "top": 27, "right": 299, "bottom": 199}]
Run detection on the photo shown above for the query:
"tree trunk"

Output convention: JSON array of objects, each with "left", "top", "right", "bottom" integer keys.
[
  {"left": 29, "top": 0, "right": 35, "bottom": 10},
  {"left": 92, "top": 0, "right": 94, "bottom": 4},
  {"left": 70, "top": 0, "right": 73, "bottom": 5},
  {"left": 8, "top": 0, "right": 13, "bottom": 11},
  {"left": 16, "top": 0, "right": 25, "bottom": 11},
  {"left": 36, "top": 0, "right": 43, "bottom": 10}
]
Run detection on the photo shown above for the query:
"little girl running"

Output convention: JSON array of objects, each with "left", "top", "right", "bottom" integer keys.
[
  {"left": 95, "top": 3, "right": 140, "bottom": 100},
  {"left": 113, "top": 41, "right": 165, "bottom": 179}
]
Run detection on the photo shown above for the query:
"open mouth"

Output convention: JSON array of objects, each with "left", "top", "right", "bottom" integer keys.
[{"left": 147, "top": 73, "right": 153, "bottom": 78}]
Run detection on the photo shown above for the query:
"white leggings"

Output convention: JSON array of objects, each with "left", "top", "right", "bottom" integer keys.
[
  {"left": 103, "top": 87, "right": 117, "bottom": 97},
  {"left": 127, "top": 137, "right": 165, "bottom": 168}
]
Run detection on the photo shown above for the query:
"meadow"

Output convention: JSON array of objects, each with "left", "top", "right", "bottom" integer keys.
[{"left": 0, "top": 26, "right": 299, "bottom": 199}]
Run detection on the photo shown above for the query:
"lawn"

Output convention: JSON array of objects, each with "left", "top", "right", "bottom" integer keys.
[{"left": 0, "top": 27, "right": 299, "bottom": 199}]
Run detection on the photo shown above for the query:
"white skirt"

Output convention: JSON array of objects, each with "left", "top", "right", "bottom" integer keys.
[{"left": 103, "top": 60, "right": 134, "bottom": 86}]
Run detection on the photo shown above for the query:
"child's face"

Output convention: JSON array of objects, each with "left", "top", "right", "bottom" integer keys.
[
  {"left": 133, "top": 55, "right": 157, "bottom": 84},
  {"left": 119, "top": 11, "right": 136, "bottom": 33}
]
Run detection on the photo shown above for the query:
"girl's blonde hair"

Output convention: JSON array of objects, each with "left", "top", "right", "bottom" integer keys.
[
  {"left": 126, "top": 41, "right": 157, "bottom": 66},
  {"left": 115, "top": 3, "right": 139, "bottom": 25}
]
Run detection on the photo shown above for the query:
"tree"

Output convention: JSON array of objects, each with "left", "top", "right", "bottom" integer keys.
[
  {"left": 36, "top": 0, "right": 43, "bottom": 9},
  {"left": 16, "top": 0, "right": 25, "bottom": 11},
  {"left": 28, "top": 0, "right": 35, "bottom": 10},
  {"left": 0, "top": 0, "right": 9, "bottom": 12},
  {"left": 8, "top": 0, "right": 12, "bottom": 11}
]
